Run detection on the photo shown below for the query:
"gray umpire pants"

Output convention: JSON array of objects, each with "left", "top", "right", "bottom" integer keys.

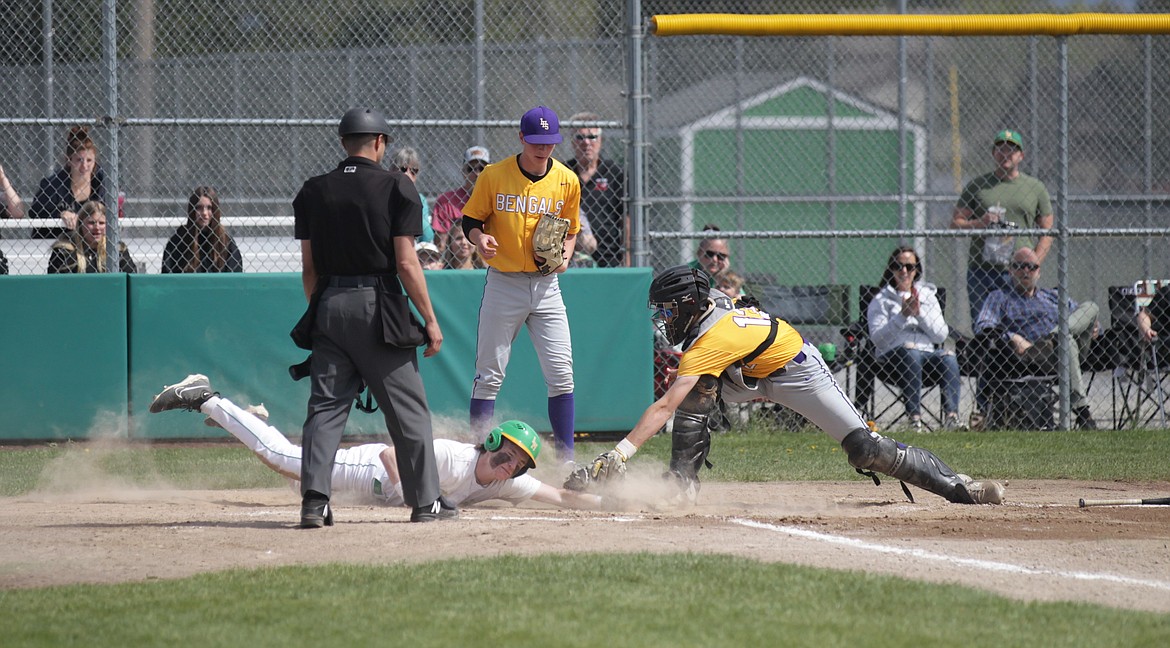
[{"left": 300, "top": 285, "right": 440, "bottom": 508}]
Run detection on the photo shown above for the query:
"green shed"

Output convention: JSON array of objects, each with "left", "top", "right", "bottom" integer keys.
[{"left": 672, "top": 76, "right": 926, "bottom": 320}]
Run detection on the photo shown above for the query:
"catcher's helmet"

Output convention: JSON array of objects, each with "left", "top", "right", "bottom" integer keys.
[
  {"left": 338, "top": 107, "right": 393, "bottom": 138},
  {"left": 484, "top": 420, "right": 541, "bottom": 475},
  {"left": 649, "top": 265, "right": 711, "bottom": 346}
]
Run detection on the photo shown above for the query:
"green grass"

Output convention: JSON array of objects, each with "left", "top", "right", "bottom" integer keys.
[
  {"left": 2, "top": 426, "right": 1169, "bottom": 645},
  {"left": 578, "top": 424, "right": 1170, "bottom": 482},
  {"left": 3, "top": 424, "right": 1168, "bottom": 497},
  {"left": 1, "top": 554, "right": 1166, "bottom": 647},
  {"left": 0, "top": 443, "right": 283, "bottom": 497}
]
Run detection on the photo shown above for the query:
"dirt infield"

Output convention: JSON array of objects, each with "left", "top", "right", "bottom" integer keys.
[{"left": 2, "top": 477, "right": 1169, "bottom": 614}]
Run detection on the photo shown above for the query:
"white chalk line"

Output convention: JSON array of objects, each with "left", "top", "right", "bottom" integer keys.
[
  {"left": 482, "top": 514, "right": 644, "bottom": 523},
  {"left": 222, "top": 508, "right": 1170, "bottom": 593},
  {"left": 730, "top": 517, "right": 1170, "bottom": 592}
]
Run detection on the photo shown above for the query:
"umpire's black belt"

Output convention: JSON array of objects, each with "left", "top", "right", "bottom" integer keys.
[{"left": 327, "top": 275, "right": 385, "bottom": 288}]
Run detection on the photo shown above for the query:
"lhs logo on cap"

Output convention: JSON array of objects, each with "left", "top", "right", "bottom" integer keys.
[{"left": 520, "top": 106, "right": 562, "bottom": 145}]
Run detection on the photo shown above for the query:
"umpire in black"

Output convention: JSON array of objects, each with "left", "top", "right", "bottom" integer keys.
[{"left": 292, "top": 107, "right": 452, "bottom": 527}]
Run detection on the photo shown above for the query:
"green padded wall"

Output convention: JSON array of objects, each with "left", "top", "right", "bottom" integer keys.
[
  {"left": 0, "top": 269, "right": 653, "bottom": 441},
  {"left": 129, "top": 274, "right": 312, "bottom": 440},
  {"left": 0, "top": 275, "right": 129, "bottom": 440}
]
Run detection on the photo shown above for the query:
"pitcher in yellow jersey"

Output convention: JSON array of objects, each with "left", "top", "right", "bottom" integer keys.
[{"left": 570, "top": 265, "right": 1005, "bottom": 506}]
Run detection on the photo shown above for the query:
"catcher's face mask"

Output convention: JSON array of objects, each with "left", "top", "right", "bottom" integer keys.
[{"left": 652, "top": 297, "right": 701, "bottom": 346}]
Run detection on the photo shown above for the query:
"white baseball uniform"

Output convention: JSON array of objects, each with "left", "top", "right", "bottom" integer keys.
[{"left": 202, "top": 396, "right": 542, "bottom": 507}]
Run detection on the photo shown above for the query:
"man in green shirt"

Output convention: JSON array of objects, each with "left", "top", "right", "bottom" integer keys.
[
  {"left": 951, "top": 129, "right": 1054, "bottom": 326},
  {"left": 951, "top": 130, "right": 1054, "bottom": 424}
]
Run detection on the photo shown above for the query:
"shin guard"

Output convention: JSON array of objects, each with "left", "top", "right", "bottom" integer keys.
[
  {"left": 669, "top": 411, "right": 712, "bottom": 482},
  {"left": 841, "top": 428, "right": 974, "bottom": 504},
  {"left": 666, "top": 375, "right": 720, "bottom": 501}
]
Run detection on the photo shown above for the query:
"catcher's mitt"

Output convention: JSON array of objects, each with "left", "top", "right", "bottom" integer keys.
[
  {"left": 562, "top": 449, "right": 629, "bottom": 491},
  {"left": 532, "top": 213, "right": 570, "bottom": 275}
]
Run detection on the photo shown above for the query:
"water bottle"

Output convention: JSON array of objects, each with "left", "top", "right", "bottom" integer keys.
[{"left": 982, "top": 205, "right": 1018, "bottom": 266}]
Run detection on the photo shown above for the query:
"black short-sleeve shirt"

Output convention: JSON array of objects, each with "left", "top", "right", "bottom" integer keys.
[
  {"left": 293, "top": 156, "right": 423, "bottom": 276},
  {"left": 566, "top": 157, "right": 626, "bottom": 268}
]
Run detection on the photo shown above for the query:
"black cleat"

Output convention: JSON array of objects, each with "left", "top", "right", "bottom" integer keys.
[
  {"left": 149, "top": 374, "right": 216, "bottom": 413},
  {"left": 300, "top": 493, "right": 334, "bottom": 528},
  {"left": 410, "top": 495, "right": 459, "bottom": 522}
]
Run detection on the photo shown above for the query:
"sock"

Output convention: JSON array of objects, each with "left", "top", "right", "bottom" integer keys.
[
  {"left": 470, "top": 398, "right": 495, "bottom": 437},
  {"left": 548, "top": 393, "right": 576, "bottom": 461}
]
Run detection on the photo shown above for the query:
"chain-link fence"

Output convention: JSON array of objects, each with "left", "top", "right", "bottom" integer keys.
[
  {"left": 0, "top": 0, "right": 629, "bottom": 274},
  {"left": 642, "top": 2, "right": 1170, "bottom": 432},
  {"left": 2, "top": 1, "right": 1168, "bottom": 431}
]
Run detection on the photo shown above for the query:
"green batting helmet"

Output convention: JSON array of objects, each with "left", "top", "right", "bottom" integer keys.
[{"left": 484, "top": 420, "right": 542, "bottom": 470}]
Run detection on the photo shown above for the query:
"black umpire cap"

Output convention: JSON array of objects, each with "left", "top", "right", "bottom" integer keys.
[{"left": 338, "top": 107, "right": 394, "bottom": 139}]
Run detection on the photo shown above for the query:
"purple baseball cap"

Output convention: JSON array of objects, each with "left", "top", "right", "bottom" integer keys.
[{"left": 519, "top": 106, "right": 562, "bottom": 144}]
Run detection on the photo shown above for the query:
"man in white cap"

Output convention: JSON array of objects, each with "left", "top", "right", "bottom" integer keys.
[
  {"left": 415, "top": 241, "right": 444, "bottom": 270},
  {"left": 432, "top": 145, "right": 491, "bottom": 250}
]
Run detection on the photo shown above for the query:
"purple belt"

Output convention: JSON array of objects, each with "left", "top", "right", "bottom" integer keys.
[{"left": 767, "top": 350, "right": 806, "bottom": 377}]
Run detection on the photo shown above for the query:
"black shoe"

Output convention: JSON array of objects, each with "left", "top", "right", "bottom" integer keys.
[
  {"left": 300, "top": 492, "right": 333, "bottom": 528},
  {"left": 410, "top": 495, "right": 459, "bottom": 522},
  {"left": 149, "top": 374, "right": 217, "bottom": 413},
  {"left": 1074, "top": 406, "right": 1098, "bottom": 430}
]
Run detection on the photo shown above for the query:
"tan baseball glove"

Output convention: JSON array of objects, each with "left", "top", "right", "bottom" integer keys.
[{"left": 532, "top": 213, "right": 571, "bottom": 275}]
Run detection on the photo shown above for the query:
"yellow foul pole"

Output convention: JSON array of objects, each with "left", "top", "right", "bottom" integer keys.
[{"left": 650, "top": 13, "right": 1170, "bottom": 37}]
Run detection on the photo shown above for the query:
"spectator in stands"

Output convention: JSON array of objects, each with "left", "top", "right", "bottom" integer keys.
[
  {"left": 1, "top": 163, "right": 26, "bottom": 220},
  {"left": 716, "top": 269, "right": 745, "bottom": 297},
  {"left": 950, "top": 129, "right": 1054, "bottom": 325},
  {"left": 30, "top": 126, "right": 106, "bottom": 239},
  {"left": 162, "top": 186, "right": 243, "bottom": 274},
  {"left": 565, "top": 111, "right": 627, "bottom": 267},
  {"left": 1137, "top": 285, "right": 1170, "bottom": 343},
  {"left": 416, "top": 241, "right": 444, "bottom": 270},
  {"left": 432, "top": 146, "right": 489, "bottom": 251},
  {"left": 1, "top": 162, "right": 27, "bottom": 274},
  {"left": 441, "top": 218, "right": 485, "bottom": 270},
  {"left": 574, "top": 211, "right": 598, "bottom": 259},
  {"left": 973, "top": 247, "right": 1098, "bottom": 429},
  {"left": 687, "top": 225, "right": 731, "bottom": 282},
  {"left": 47, "top": 201, "right": 137, "bottom": 274},
  {"left": 867, "top": 246, "right": 962, "bottom": 431},
  {"left": 392, "top": 147, "right": 434, "bottom": 244},
  {"left": 567, "top": 214, "right": 598, "bottom": 269}
]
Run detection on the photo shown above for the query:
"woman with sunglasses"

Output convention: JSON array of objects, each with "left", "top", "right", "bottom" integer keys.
[
  {"left": 689, "top": 226, "right": 731, "bottom": 280},
  {"left": 867, "top": 246, "right": 961, "bottom": 430},
  {"left": 391, "top": 147, "right": 434, "bottom": 244}
]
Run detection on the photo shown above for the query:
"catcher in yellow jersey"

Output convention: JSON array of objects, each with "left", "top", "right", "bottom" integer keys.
[
  {"left": 461, "top": 106, "right": 582, "bottom": 459},
  {"left": 568, "top": 265, "right": 1006, "bottom": 506}
]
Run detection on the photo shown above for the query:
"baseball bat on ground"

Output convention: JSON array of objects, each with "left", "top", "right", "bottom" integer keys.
[{"left": 1078, "top": 496, "right": 1170, "bottom": 507}]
